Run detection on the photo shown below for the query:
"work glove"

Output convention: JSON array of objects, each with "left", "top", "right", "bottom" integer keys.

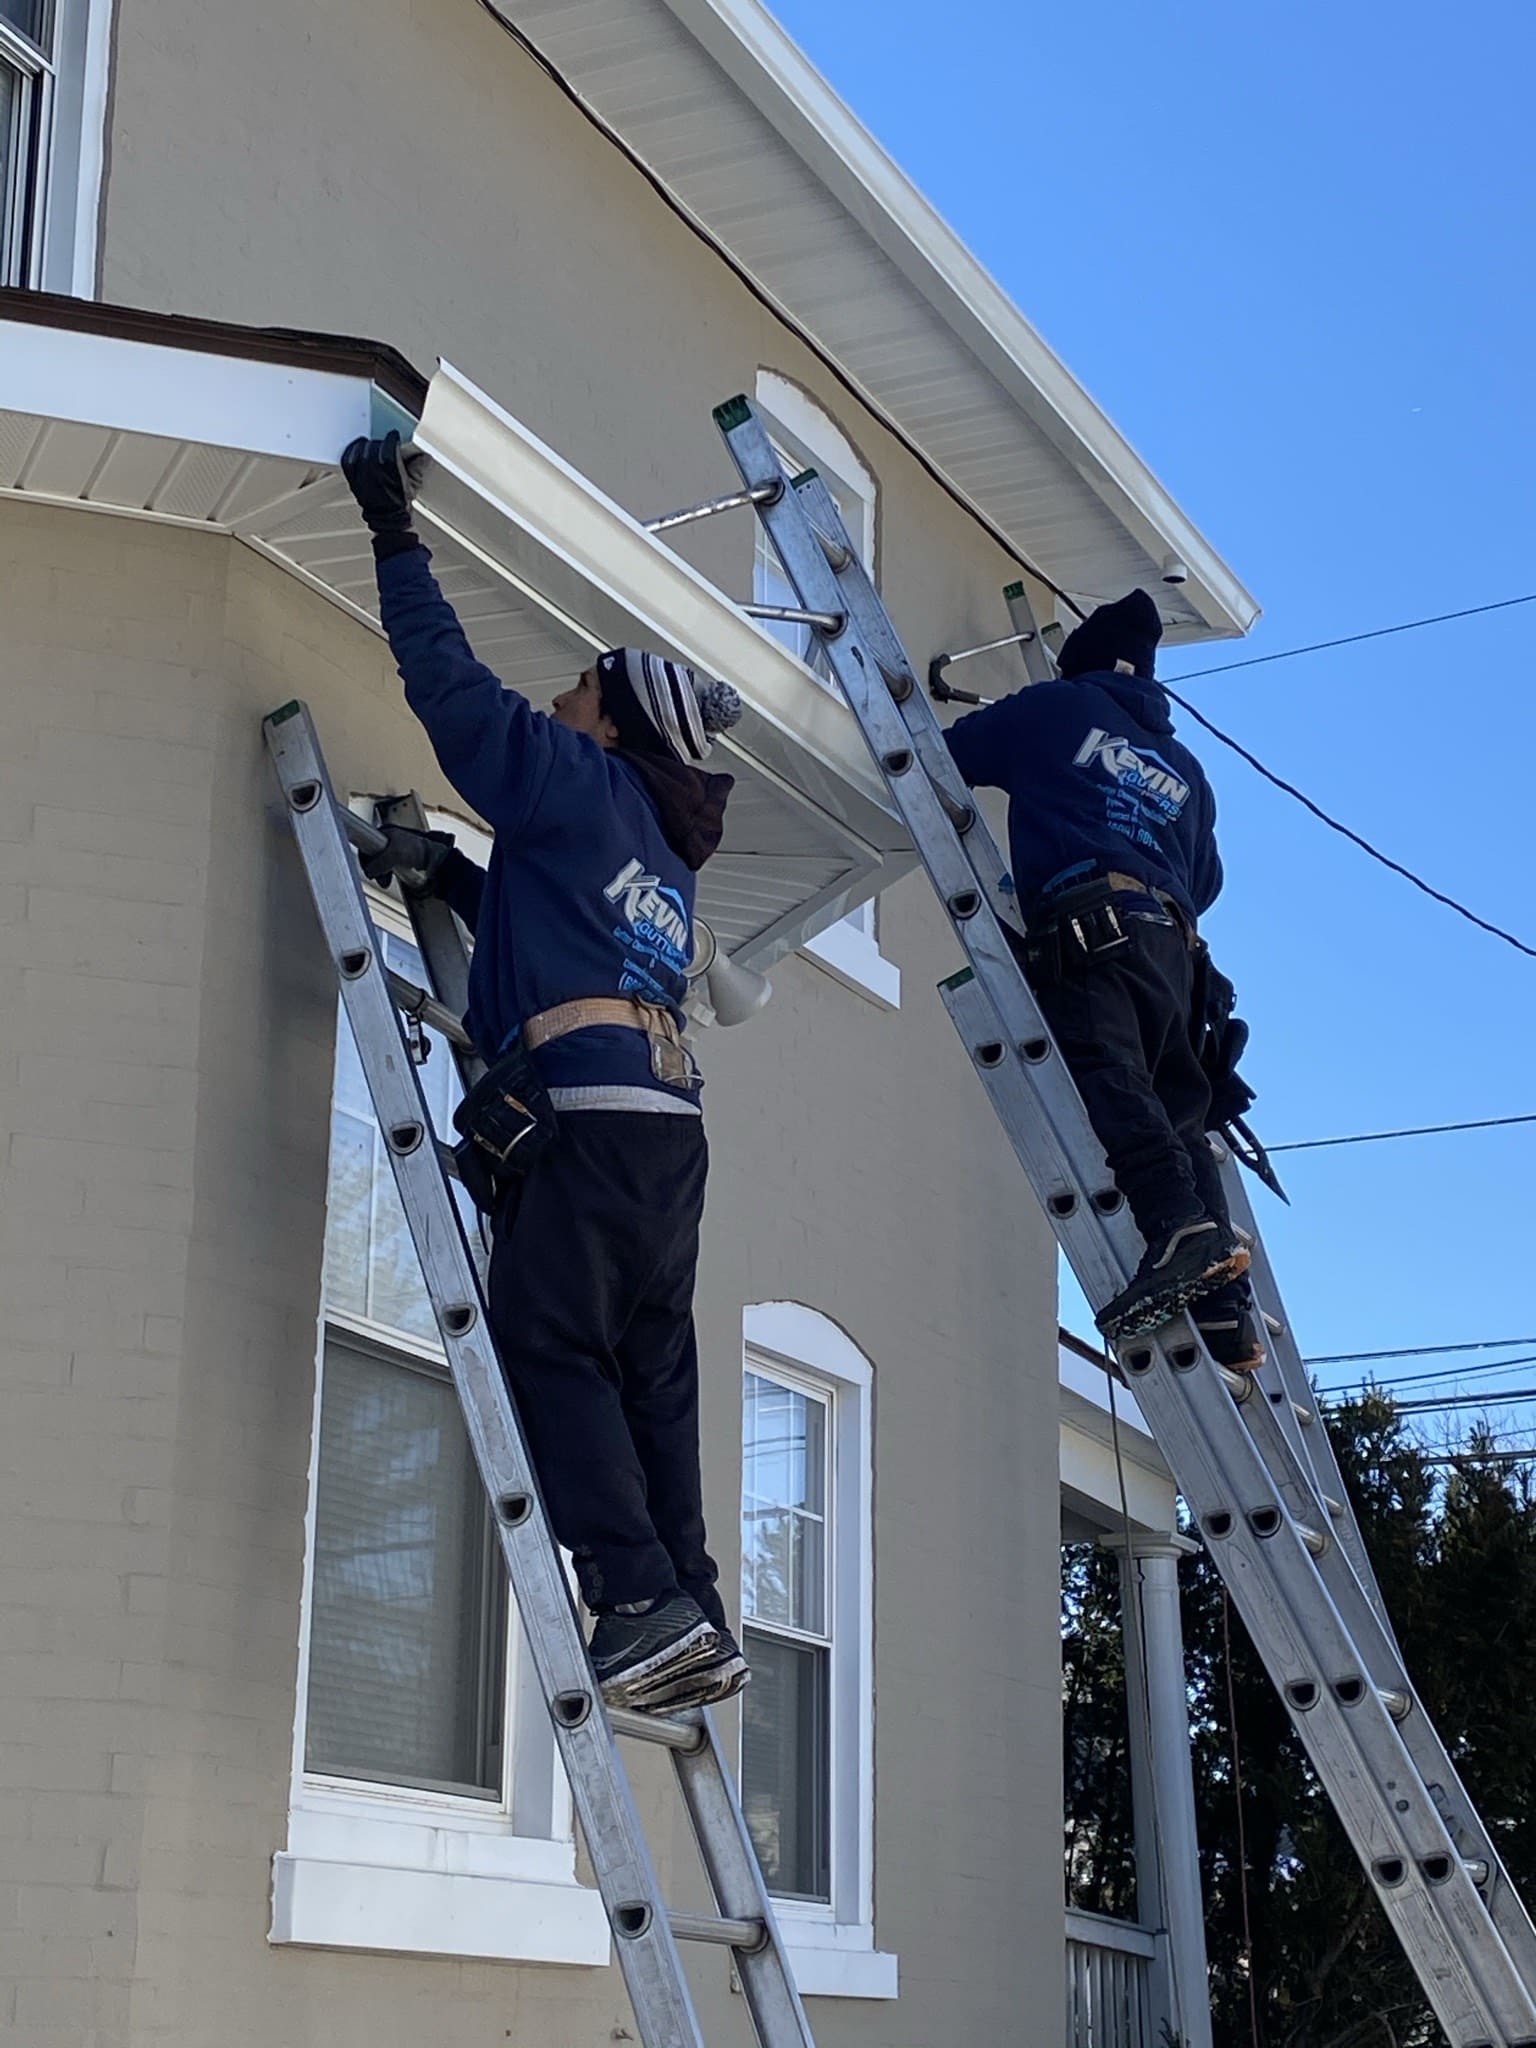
[
  {"left": 340, "top": 429, "right": 427, "bottom": 535},
  {"left": 360, "top": 823, "right": 456, "bottom": 896}
]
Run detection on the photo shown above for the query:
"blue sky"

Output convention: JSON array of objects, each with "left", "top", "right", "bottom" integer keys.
[{"left": 769, "top": 0, "right": 1536, "bottom": 1427}]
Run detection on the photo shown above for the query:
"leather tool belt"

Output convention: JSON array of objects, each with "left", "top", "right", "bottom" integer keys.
[{"left": 522, "top": 995, "right": 701, "bottom": 1092}]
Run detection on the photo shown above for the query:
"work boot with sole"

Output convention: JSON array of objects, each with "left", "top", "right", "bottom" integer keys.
[
  {"left": 628, "top": 1624, "right": 751, "bottom": 1714},
  {"left": 589, "top": 1594, "right": 719, "bottom": 1710},
  {"left": 1096, "top": 1217, "right": 1249, "bottom": 1341},
  {"left": 1193, "top": 1299, "right": 1266, "bottom": 1373}
]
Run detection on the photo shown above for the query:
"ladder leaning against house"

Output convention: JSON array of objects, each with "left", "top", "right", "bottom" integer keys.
[
  {"left": 264, "top": 702, "right": 819, "bottom": 2048},
  {"left": 683, "top": 392, "right": 1536, "bottom": 2048}
]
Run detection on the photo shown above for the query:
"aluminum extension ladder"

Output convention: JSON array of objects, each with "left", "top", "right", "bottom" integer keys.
[
  {"left": 264, "top": 700, "right": 816, "bottom": 2048},
  {"left": 692, "top": 394, "right": 1536, "bottom": 2047}
]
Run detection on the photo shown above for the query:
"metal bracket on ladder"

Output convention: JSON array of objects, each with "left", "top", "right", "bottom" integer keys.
[
  {"left": 264, "top": 700, "right": 816, "bottom": 2048},
  {"left": 708, "top": 394, "right": 1536, "bottom": 2046}
]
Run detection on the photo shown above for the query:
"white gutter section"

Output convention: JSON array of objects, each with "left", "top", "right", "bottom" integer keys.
[
  {"left": 661, "top": 0, "right": 1258, "bottom": 641},
  {"left": 414, "top": 361, "right": 898, "bottom": 838}
]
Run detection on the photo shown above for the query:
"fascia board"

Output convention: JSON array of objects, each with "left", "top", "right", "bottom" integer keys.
[{"left": 0, "top": 314, "right": 383, "bottom": 463}]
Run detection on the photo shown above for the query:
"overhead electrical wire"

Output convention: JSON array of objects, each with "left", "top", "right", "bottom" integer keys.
[
  {"left": 1323, "top": 1353, "right": 1536, "bottom": 1400},
  {"left": 1308, "top": 1337, "right": 1536, "bottom": 1366},
  {"left": 1161, "top": 681, "right": 1536, "bottom": 961},
  {"left": 1272, "top": 1112, "right": 1536, "bottom": 1155},
  {"left": 1164, "top": 592, "right": 1536, "bottom": 688}
]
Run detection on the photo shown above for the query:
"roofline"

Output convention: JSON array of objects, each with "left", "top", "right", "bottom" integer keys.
[
  {"left": 659, "top": 0, "right": 1259, "bottom": 639},
  {"left": 0, "top": 286, "right": 430, "bottom": 415}
]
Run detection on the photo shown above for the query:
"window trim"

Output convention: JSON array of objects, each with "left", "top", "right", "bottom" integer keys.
[
  {"left": 753, "top": 372, "right": 901, "bottom": 1011},
  {"left": 275, "top": 873, "right": 607, "bottom": 1967},
  {"left": 742, "top": 1303, "right": 896, "bottom": 2001},
  {"left": 0, "top": 0, "right": 111, "bottom": 295}
]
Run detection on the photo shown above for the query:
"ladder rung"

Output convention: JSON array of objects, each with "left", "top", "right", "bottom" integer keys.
[
  {"left": 1379, "top": 1687, "right": 1411, "bottom": 1721},
  {"left": 669, "top": 1909, "right": 769, "bottom": 1953},
  {"left": 1298, "top": 1521, "right": 1328, "bottom": 1557},
  {"left": 608, "top": 1706, "right": 709, "bottom": 1754},
  {"left": 385, "top": 968, "right": 472, "bottom": 1050},
  {"left": 1325, "top": 1495, "right": 1346, "bottom": 1520},
  {"left": 1261, "top": 1309, "right": 1285, "bottom": 1335}
]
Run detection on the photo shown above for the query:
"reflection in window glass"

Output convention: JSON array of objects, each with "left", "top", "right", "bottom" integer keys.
[
  {"left": 323, "top": 930, "right": 473, "bottom": 1343},
  {"left": 304, "top": 1338, "right": 504, "bottom": 1797},
  {"left": 0, "top": 2, "right": 48, "bottom": 50},
  {"left": 742, "top": 1368, "right": 833, "bottom": 1902}
]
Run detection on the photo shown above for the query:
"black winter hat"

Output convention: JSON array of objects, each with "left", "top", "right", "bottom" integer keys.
[{"left": 1057, "top": 589, "right": 1163, "bottom": 682}]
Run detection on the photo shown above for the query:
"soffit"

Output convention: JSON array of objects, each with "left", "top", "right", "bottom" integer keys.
[
  {"left": 0, "top": 305, "right": 907, "bottom": 964},
  {"left": 502, "top": 0, "right": 1259, "bottom": 642}
]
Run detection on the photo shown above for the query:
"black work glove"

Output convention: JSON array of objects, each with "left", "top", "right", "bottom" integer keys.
[
  {"left": 340, "top": 429, "right": 427, "bottom": 535},
  {"left": 360, "top": 824, "right": 456, "bottom": 896}
]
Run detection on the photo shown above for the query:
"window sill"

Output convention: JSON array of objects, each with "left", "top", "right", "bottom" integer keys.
[
  {"left": 802, "top": 920, "right": 901, "bottom": 1010},
  {"left": 773, "top": 1914, "right": 898, "bottom": 2000},
  {"left": 271, "top": 1796, "right": 608, "bottom": 1966}
]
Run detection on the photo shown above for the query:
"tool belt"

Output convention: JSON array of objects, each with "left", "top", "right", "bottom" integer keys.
[{"left": 523, "top": 996, "right": 701, "bottom": 1092}]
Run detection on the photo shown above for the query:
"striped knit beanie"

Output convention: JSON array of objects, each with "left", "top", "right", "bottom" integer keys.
[{"left": 596, "top": 647, "right": 743, "bottom": 765}]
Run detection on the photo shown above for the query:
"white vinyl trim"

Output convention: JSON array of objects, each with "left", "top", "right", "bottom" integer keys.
[
  {"left": 656, "top": 0, "right": 1258, "bottom": 639},
  {"left": 743, "top": 1303, "right": 895, "bottom": 1997},
  {"left": 752, "top": 372, "right": 900, "bottom": 1006}
]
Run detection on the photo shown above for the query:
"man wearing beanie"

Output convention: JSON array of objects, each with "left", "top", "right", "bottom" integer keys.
[
  {"left": 340, "top": 432, "right": 749, "bottom": 1712},
  {"left": 945, "top": 589, "right": 1262, "bottom": 1367}
]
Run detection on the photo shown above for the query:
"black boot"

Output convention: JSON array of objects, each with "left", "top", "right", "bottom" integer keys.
[
  {"left": 588, "top": 1594, "right": 718, "bottom": 1708},
  {"left": 1096, "top": 1217, "right": 1249, "bottom": 1340}
]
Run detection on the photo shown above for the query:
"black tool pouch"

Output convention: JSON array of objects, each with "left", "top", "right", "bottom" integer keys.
[
  {"left": 1025, "top": 879, "right": 1128, "bottom": 978},
  {"left": 451, "top": 1036, "right": 557, "bottom": 1210}
]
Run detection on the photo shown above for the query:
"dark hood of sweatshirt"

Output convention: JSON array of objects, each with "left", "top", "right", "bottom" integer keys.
[
  {"left": 1078, "top": 668, "right": 1175, "bottom": 737},
  {"left": 616, "top": 751, "right": 734, "bottom": 871}
]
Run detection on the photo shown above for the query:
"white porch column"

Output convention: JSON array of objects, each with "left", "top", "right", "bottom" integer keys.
[{"left": 1107, "top": 1533, "right": 1212, "bottom": 2048}]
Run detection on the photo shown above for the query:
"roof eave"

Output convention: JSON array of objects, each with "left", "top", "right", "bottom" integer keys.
[{"left": 660, "top": 0, "right": 1259, "bottom": 640}]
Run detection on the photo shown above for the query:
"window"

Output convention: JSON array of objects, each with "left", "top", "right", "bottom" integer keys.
[
  {"left": 274, "top": 850, "right": 607, "bottom": 1966},
  {"left": 753, "top": 372, "right": 899, "bottom": 1008},
  {"left": 0, "top": 0, "right": 108, "bottom": 293},
  {"left": 743, "top": 1370, "right": 833, "bottom": 1900},
  {"left": 739, "top": 1304, "right": 895, "bottom": 2000},
  {"left": 0, "top": 1, "right": 53, "bottom": 285}
]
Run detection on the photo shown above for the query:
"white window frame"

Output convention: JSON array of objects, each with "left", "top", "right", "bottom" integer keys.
[
  {"left": 742, "top": 1302, "right": 896, "bottom": 2001},
  {"left": 273, "top": 834, "right": 608, "bottom": 1967},
  {"left": 0, "top": 0, "right": 111, "bottom": 295},
  {"left": 754, "top": 370, "right": 900, "bottom": 1011}
]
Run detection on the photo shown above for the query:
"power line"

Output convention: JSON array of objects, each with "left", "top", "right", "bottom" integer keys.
[
  {"left": 1324, "top": 1353, "right": 1536, "bottom": 1399},
  {"left": 1162, "top": 682, "right": 1536, "bottom": 961},
  {"left": 1393, "top": 1387, "right": 1536, "bottom": 1416},
  {"left": 1273, "top": 1112, "right": 1536, "bottom": 1155},
  {"left": 1307, "top": 1338, "right": 1536, "bottom": 1365},
  {"left": 1165, "top": 592, "right": 1536, "bottom": 688}
]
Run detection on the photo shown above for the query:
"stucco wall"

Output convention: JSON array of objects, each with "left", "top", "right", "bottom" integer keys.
[{"left": 0, "top": 0, "right": 1069, "bottom": 2038}]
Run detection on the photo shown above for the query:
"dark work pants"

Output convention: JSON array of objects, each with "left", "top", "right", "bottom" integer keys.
[
  {"left": 1025, "top": 908, "right": 1231, "bottom": 1246},
  {"left": 486, "top": 1112, "right": 725, "bottom": 1631}
]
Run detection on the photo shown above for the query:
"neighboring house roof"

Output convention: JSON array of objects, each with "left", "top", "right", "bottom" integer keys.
[{"left": 503, "top": 0, "right": 1259, "bottom": 643}]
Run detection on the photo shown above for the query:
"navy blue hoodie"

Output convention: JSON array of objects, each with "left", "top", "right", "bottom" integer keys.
[
  {"left": 944, "top": 670, "right": 1222, "bottom": 925},
  {"left": 377, "top": 545, "right": 715, "bottom": 1100}
]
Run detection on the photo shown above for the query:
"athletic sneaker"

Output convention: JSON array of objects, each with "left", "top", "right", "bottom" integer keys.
[
  {"left": 1193, "top": 1300, "right": 1266, "bottom": 1373},
  {"left": 629, "top": 1625, "right": 751, "bottom": 1714},
  {"left": 1096, "top": 1217, "right": 1250, "bottom": 1341},
  {"left": 588, "top": 1594, "right": 719, "bottom": 1709}
]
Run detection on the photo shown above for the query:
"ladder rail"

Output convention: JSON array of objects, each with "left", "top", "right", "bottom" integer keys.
[
  {"left": 265, "top": 701, "right": 816, "bottom": 2048},
  {"left": 714, "top": 397, "right": 1536, "bottom": 2044}
]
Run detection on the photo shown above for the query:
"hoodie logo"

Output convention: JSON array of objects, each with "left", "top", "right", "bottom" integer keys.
[
  {"left": 1073, "top": 727, "right": 1190, "bottom": 820},
  {"left": 605, "top": 857, "right": 690, "bottom": 970}
]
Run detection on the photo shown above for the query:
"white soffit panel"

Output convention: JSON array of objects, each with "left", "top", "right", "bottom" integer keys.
[
  {"left": 504, "top": 0, "right": 1259, "bottom": 641},
  {"left": 0, "top": 314, "right": 909, "bottom": 960}
]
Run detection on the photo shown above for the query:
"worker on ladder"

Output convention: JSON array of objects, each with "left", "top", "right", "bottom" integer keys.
[
  {"left": 340, "top": 432, "right": 751, "bottom": 1710},
  {"left": 944, "top": 590, "right": 1263, "bottom": 1368}
]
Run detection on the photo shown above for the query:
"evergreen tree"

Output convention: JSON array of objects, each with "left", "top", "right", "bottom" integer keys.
[{"left": 1062, "top": 1393, "right": 1536, "bottom": 2046}]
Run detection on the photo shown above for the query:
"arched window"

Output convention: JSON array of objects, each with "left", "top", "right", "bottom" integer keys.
[{"left": 753, "top": 373, "right": 899, "bottom": 1008}]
